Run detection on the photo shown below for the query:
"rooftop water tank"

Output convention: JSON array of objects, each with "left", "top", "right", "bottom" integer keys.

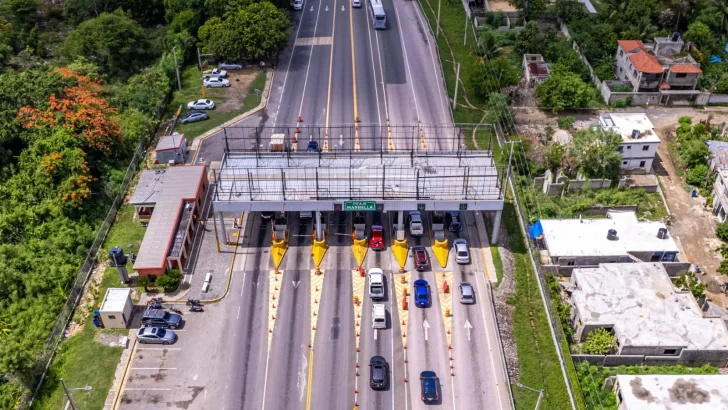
[{"left": 607, "top": 229, "right": 618, "bottom": 240}]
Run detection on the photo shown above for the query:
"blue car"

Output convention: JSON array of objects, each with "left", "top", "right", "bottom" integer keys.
[
  {"left": 414, "top": 279, "right": 430, "bottom": 308},
  {"left": 420, "top": 370, "right": 439, "bottom": 403}
]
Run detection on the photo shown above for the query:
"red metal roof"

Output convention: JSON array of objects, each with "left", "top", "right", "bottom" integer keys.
[
  {"left": 660, "top": 81, "right": 671, "bottom": 89},
  {"left": 628, "top": 50, "right": 664, "bottom": 74},
  {"left": 670, "top": 64, "right": 702, "bottom": 74},
  {"left": 618, "top": 40, "right": 646, "bottom": 53}
]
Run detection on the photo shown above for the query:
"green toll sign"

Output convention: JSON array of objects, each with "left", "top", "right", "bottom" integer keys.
[{"left": 343, "top": 201, "right": 377, "bottom": 212}]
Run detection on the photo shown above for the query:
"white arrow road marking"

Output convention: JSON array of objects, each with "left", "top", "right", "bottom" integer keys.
[
  {"left": 341, "top": 5, "right": 345, "bottom": 10},
  {"left": 325, "top": 5, "right": 329, "bottom": 11},
  {"left": 423, "top": 319, "right": 431, "bottom": 341},
  {"left": 374, "top": 328, "right": 378, "bottom": 340},
  {"left": 292, "top": 281, "right": 300, "bottom": 289},
  {"left": 310, "top": 5, "right": 314, "bottom": 11},
  {"left": 464, "top": 319, "right": 473, "bottom": 341}
]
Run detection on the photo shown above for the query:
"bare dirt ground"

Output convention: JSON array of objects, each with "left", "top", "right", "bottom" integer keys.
[
  {"left": 487, "top": 0, "right": 516, "bottom": 11},
  {"left": 217, "top": 68, "right": 259, "bottom": 112}
]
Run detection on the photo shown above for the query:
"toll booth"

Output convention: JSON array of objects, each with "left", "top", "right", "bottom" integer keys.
[
  {"left": 273, "top": 213, "right": 288, "bottom": 242},
  {"left": 353, "top": 212, "right": 366, "bottom": 240},
  {"left": 431, "top": 211, "right": 446, "bottom": 241}
]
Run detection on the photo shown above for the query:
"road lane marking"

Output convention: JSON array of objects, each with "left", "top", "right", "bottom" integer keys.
[
  {"left": 305, "top": 350, "right": 314, "bottom": 410},
  {"left": 237, "top": 305, "right": 241, "bottom": 320},
  {"left": 423, "top": 318, "right": 430, "bottom": 341},
  {"left": 274, "top": 2, "right": 310, "bottom": 127},
  {"left": 323, "top": 0, "right": 339, "bottom": 152},
  {"left": 131, "top": 368, "right": 177, "bottom": 370},
  {"left": 349, "top": 0, "right": 358, "bottom": 124},
  {"left": 296, "top": 0, "right": 326, "bottom": 126},
  {"left": 124, "top": 388, "right": 172, "bottom": 391},
  {"left": 465, "top": 319, "right": 472, "bottom": 341},
  {"left": 374, "top": 328, "right": 378, "bottom": 340},
  {"left": 295, "top": 36, "right": 333, "bottom": 46},
  {"left": 240, "top": 271, "right": 246, "bottom": 297},
  {"left": 136, "top": 347, "right": 182, "bottom": 350},
  {"left": 392, "top": 0, "right": 421, "bottom": 124}
]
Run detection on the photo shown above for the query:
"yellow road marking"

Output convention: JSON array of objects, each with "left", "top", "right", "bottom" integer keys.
[
  {"left": 324, "top": 0, "right": 339, "bottom": 153},
  {"left": 306, "top": 350, "right": 314, "bottom": 410}
]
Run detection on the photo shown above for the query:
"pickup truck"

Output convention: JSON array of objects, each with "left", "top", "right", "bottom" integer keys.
[
  {"left": 368, "top": 268, "right": 385, "bottom": 300},
  {"left": 202, "top": 68, "right": 228, "bottom": 80},
  {"left": 409, "top": 211, "right": 424, "bottom": 236}
]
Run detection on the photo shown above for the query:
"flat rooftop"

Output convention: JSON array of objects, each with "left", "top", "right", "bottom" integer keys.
[
  {"left": 99, "top": 288, "right": 130, "bottom": 312},
  {"left": 132, "top": 166, "right": 206, "bottom": 270},
  {"left": 156, "top": 134, "right": 185, "bottom": 152},
  {"left": 539, "top": 211, "right": 678, "bottom": 257},
  {"left": 214, "top": 152, "right": 501, "bottom": 208},
  {"left": 572, "top": 263, "right": 728, "bottom": 351},
  {"left": 706, "top": 140, "right": 728, "bottom": 171},
  {"left": 599, "top": 113, "right": 660, "bottom": 143},
  {"left": 616, "top": 374, "right": 728, "bottom": 410}
]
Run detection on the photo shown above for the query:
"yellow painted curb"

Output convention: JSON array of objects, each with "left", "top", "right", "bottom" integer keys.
[
  {"left": 434, "top": 271, "right": 453, "bottom": 348},
  {"left": 271, "top": 231, "right": 288, "bottom": 271},
  {"left": 432, "top": 238, "right": 449, "bottom": 268},
  {"left": 310, "top": 269, "right": 325, "bottom": 348},
  {"left": 268, "top": 270, "right": 282, "bottom": 351},
  {"left": 351, "top": 237, "right": 368, "bottom": 268},
  {"left": 110, "top": 339, "right": 137, "bottom": 410},
  {"left": 351, "top": 270, "right": 366, "bottom": 349},
  {"left": 393, "top": 271, "right": 411, "bottom": 348},
  {"left": 392, "top": 239, "right": 409, "bottom": 271},
  {"left": 312, "top": 231, "right": 328, "bottom": 270}
]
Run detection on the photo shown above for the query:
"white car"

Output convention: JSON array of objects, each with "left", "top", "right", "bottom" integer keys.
[
  {"left": 291, "top": 0, "right": 303, "bottom": 9},
  {"left": 453, "top": 238, "right": 470, "bottom": 264},
  {"left": 202, "top": 68, "right": 228, "bottom": 79},
  {"left": 409, "top": 211, "right": 424, "bottom": 236},
  {"left": 352, "top": 0, "right": 361, "bottom": 7},
  {"left": 204, "top": 77, "right": 230, "bottom": 88},
  {"left": 187, "top": 99, "right": 215, "bottom": 110}
]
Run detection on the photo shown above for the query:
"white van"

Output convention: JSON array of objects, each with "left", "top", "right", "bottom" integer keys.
[
  {"left": 352, "top": 0, "right": 361, "bottom": 8},
  {"left": 372, "top": 304, "right": 386, "bottom": 329},
  {"left": 368, "top": 268, "right": 385, "bottom": 300}
]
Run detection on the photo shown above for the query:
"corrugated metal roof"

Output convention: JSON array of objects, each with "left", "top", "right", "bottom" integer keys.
[
  {"left": 133, "top": 165, "right": 206, "bottom": 269},
  {"left": 156, "top": 134, "right": 185, "bottom": 151}
]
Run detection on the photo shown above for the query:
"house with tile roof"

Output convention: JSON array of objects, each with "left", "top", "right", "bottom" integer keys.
[{"left": 605, "top": 34, "right": 706, "bottom": 106}]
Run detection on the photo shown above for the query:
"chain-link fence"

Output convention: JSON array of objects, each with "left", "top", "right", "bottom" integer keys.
[{"left": 24, "top": 100, "right": 171, "bottom": 409}]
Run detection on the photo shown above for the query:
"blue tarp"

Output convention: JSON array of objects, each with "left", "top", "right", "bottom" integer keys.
[{"left": 528, "top": 220, "right": 543, "bottom": 239}]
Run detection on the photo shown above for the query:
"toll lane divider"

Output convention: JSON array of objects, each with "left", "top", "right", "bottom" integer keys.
[
  {"left": 391, "top": 239, "right": 409, "bottom": 273},
  {"left": 271, "top": 230, "right": 288, "bottom": 274},
  {"left": 432, "top": 238, "right": 449, "bottom": 268},
  {"left": 312, "top": 230, "right": 327, "bottom": 274},
  {"left": 393, "top": 271, "right": 411, "bottom": 349},
  {"left": 351, "top": 236, "right": 368, "bottom": 268},
  {"left": 434, "top": 271, "right": 454, "bottom": 376},
  {"left": 268, "top": 270, "right": 282, "bottom": 351}
]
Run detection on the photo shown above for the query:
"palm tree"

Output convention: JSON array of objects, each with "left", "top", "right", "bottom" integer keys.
[
  {"left": 471, "top": 29, "right": 502, "bottom": 62},
  {"left": 673, "top": 0, "right": 695, "bottom": 29},
  {"left": 715, "top": 0, "right": 728, "bottom": 34}
]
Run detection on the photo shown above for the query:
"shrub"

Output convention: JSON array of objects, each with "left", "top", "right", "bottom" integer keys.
[
  {"left": 717, "top": 221, "right": 728, "bottom": 242},
  {"left": 138, "top": 277, "right": 151, "bottom": 292},
  {"left": 557, "top": 116, "right": 575, "bottom": 130},
  {"left": 155, "top": 268, "right": 182, "bottom": 292},
  {"left": 674, "top": 271, "right": 706, "bottom": 299},
  {"left": 582, "top": 328, "right": 616, "bottom": 354},
  {"left": 686, "top": 164, "right": 708, "bottom": 186}
]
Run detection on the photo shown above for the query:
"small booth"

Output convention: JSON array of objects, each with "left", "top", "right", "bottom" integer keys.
[{"left": 98, "top": 288, "right": 133, "bottom": 329}]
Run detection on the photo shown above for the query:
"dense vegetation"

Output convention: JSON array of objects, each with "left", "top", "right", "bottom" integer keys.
[{"left": 0, "top": 0, "right": 290, "bottom": 406}]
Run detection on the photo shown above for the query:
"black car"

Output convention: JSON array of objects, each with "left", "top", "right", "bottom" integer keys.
[
  {"left": 413, "top": 246, "right": 430, "bottom": 271},
  {"left": 141, "top": 308, "right": 182, "bottom": 329},
  {"left": 179, "top": 110, "right": 208, "bottom": 124},
  {"left": 306, "top": 140, "right": 320, "bottom": 152},
  {"left": 369, "top": 356, "right": 389, "bottom": 390},
  {"left": 420, "top": 371, "right": 439, "bottom": 403}
]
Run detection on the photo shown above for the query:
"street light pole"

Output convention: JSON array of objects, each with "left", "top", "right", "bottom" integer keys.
[
  {"left": 436, "top": 0, "right": 441, "bottom": 38},
  {"left": 464, "top": 15, "right": 468, "bottom": 46},
  {"left": 516, "top": 382, "right": 545, "bottom": 410},
  {"left": 172, "top": 47, "right": 182, "bottom": 92},
  {"left": 453, "top": 62, "right": 461, "bottom": 110},
  {"left": 61, "top": 379, "right": 77, "bottom": 410}
]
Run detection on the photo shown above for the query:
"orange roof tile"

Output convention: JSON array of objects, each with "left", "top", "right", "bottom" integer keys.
[
  {"left": 659, "top": 81, "right": 671, "bottom": 89},
  {"left": 670, "top": 64, "right": 702, "bottom": 74},
  {"left": 618, "top": 40, "right": 646, "bottom": 53},
  {"left": 628, "top": 50, "right": 664, "bottom": 74}
]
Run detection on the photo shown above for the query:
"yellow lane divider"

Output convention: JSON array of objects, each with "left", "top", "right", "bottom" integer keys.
[
  {"left": 271, "top": 230, "right": 288, "bottom": 274},
  {"left": 312, "top": 231, "right": 328, "bottom": 274},
  {"left": 391, "top": 239, "right": 409, "bottom": 273},
  {"left": 432, "top": 238, "right": 449, "bottom": 268},
  {"left": 352, "top": 236, "right": 368, "bottom": 268},
  {"left": 434, "top": 271, "right": 454, "bottom": 376},
  {"left": 310, "top": 269, "right": 325, "bottom": 348},
  {"left": 268, "top": 270, "right": 282, "bottom": 351},
  {"left": 393, "top": 271, "right": 411, "bottom": 349}
]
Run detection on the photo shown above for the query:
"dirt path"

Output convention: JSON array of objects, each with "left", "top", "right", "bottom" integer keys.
[{"left": 654, "top": 127, "right": 728, "bottom": 306}]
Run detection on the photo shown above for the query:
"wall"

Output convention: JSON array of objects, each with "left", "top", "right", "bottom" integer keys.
[
  {"left": 136, "top": 267, "right": 166, "bottom": 278},
  {"left": 621, "top": 157, "right": 653, "bottom": 171},
  {"left": 708, "top": 94, "right": 728, "bottom": 104},
  {"left": 572, "top": 350, "right": 728, "bottom": 367},
  {"left": 662, "top": 261, "right": 692, "bottom": 276},
  {"left": 620, "top": 141, "right": 658, "bottom": 160},
  {"left": 537, "top": 169, "right": 614, "bottom": 195}
]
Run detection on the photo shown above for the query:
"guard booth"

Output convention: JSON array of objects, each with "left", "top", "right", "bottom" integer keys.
[
  {"left": 273, "top": 213, "right": 288, "bottom": 242},
  {"left": 431, "top": 211, "right": 446, "bottom": 241},
  {"left": 98, "top": 288, "right": 133, "bottom": 329},
  {"left": 353, "top": 212, "right": 366, "bottom": 240}
]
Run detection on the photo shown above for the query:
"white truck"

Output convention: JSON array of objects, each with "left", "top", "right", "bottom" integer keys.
[
  {"left": 372, "top": 304, "right": 386, "bottom": 329},
  {"left": 368, "top": 268, "right": 385, "bottom": 300},
  {"left": 409, "top": 211, "right": 424, "bottom": 236},
  {"left": 202, "top": 68, "right": 228, "bottom": 80}
]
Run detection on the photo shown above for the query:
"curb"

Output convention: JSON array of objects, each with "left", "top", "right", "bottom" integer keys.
[{"left": 190, "top": 69, "right": 274, "bottom": 164}]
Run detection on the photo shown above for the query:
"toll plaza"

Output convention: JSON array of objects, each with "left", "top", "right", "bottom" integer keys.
[{"left": 209, "top": 125, "right": 505, "bottom": 272}]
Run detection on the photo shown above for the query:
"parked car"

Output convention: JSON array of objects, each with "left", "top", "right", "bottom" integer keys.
[
  {"left": 291, "top": 0, "right": 303, "bottom": 10},
  {"left": 187, "top": 99, "right": 215, "bottom": 110},
  {"left": 413, "top": 279, "right": 430, "bottom": 308},
  {"left": 447, "top": 211, "right": 462, "bottom": 232},
  {"left": 141, "top": 308, "right": 182, "bottom": 329},
  {"left": 369, "top": 225, "right": 384, "bottom": 250},
  {"left": 409, "top": 211, "right": 424, "bottom": 236},
  {"left": 203, "top": 77, "right": 231, "bottom": 88},
  {"left": 202, "top": 68, "right": 228, "bottom": 79},
  {"left": 459, "top": 282, "right": 475, "bottom": 304},
  {"left": 307, "top": 140, "right": 320, "bottom": 152},
  {"left": 453, "top": 238, "right": 470, "bottom": 264},
  {"left": 420, "top": 371, "right": 439, "bottom": 403},
  {"left": 413, "top": 246, "right": 430, "bottom": 271},
  {"left": 219, "top": 62, "right": 244, "bottom": 70},
  {"left": 369, "top": 356, "right": 389, "bottom": 390},
  {"left": 136, "top": 327, "right": 177, "bottom": 345},
  {"left": 179, "top": 111, "right": 208, "bottom": 124}
]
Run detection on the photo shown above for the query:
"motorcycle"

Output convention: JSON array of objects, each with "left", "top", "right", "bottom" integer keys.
[
  {"left": 188, "top": 305, "right": 203, "bottom": 312},
  {"left": 186, "top": 298, "right": 201, "bottom": 306},
  {"left": 149, "top": 297, "right": 163, "bottom": 309}
]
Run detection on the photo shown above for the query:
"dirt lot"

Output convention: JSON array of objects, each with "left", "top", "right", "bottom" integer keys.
[
  {"left": 487, "top": 0, "right": 516, "bottom": 11},
  {"left": 216, "top": 68, "right": 259, "bottom": 112}
]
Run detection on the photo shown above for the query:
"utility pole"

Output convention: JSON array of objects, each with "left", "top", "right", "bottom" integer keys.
[
  {"left": 436, "top": 0, "right": 441, "bottom": 38},
  {"left": 196, "top": 47, "right": 203, "bottom": 72},
  {"left": 464, "top": 15, "right": 468, "bottom": 46},
  {"left": 503, "top": 140, "right": 522, "bottom": 198},
  {"left": 61, "top": 379, "right": 77, "bottom": 410},
  {"left": 453, "top": 62, "right": 461, "bottom": 110},
  {"left": 172, "top": 47, "right": 182, "bottom": 92}
]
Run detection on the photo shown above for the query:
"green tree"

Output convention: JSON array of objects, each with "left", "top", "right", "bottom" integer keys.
[
  {"left": 0, "top": 0, "right": 40, "bottom": 29},
  {"left": 717, "top": 220, "right": 728, "bottom": 241},
  {"left": 684, "top": 22, "right": 715, "bottom": 56},
  {"left": 198, "top": 1, "right": 291, "bottom": 61},
  {"left": 557, "top": 116, "right": 575, "bottom": 130},
  {"left": 544, "top": 142, "right": 566, "bottom": 172},
  {"left": 686, "top": 164, "right": 709, "bottom": 186},
  {"left": 515, "top": 22, "right": 543, "bottom": 55},
  {"left": 674, "top": 271, "right": 707, "bottom": 299},
  {"left": 535, "top": 65, "right": 594, "bottom": 113},
  {"left": 61, "top": 11, "right": 150, "bottom": 77},
  {"left": 569, "top": 128, "right": 623, "bottom": 180},
  {"left": 470, "top": 57, "right": 521, "bottom": 97},
  {"left": 472, "top": 29, "right": 502, "bottom": 61},
  {"left": 582, "top": 328, "right": 616, "bottom": 354},
  {"left": 679, "top": 139, "right": 710, "bottom": 168},
  {"left": 555, "top": 0, "right": 587, "bottom": 23},
  {"left": 155, "top": 269, "right": 182, "bottom": 292},
  {"left": 510, "top": 0, "right": 548, "bottom": 20}
]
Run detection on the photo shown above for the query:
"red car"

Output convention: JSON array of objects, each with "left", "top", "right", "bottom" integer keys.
[{"left": 370, "top": 225, "right": 384, "bottom": 250}]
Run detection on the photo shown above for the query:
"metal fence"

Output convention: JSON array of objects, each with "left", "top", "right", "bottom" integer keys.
[{"left": 24, "top": 100, "right": 171, "bottom": 409}]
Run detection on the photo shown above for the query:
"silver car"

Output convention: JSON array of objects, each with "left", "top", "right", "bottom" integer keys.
[
  {"left": 187, "top": 99, "right": 215, "bottom": 110},
  {"left": 219, "top": 62, "right": 243, "bottom": 70},
  {"left": 203, "top": 77, "right": 230, "bottom": 88},
  {"left": 453, "top": 238, "right": 470, "bottom": 264},
  {"left": 136, "top": 327, "right": 177, "bottom": 345},
  {"left": 459, "top": 282, "right": 475, "bottom": 304}
]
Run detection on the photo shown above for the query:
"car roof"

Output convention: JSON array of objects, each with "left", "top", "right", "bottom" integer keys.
[{"left": 420, "top": 370, "right": 437, "bottom": 378}]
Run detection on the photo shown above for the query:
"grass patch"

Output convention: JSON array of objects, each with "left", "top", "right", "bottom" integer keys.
[
  {"left": 501, "top": 197, "right": 579, "bottom": 410},
  {"left": 490, "top": 244, "right": 504, "bottom": 285},
  {"left": 166, "top": 67, "right": 267, "bottom": 142},
  {"left": 32, "top": 205, "right": 147, "bottom": 409}
]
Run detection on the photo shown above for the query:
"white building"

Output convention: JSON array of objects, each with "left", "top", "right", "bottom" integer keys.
[
  {"left": 599, "top": 113, "right": 660, "bottom": 172},
  {"left": 534, "top": 210, "right": 679, "bottom": 275},
  {"left": 99, "top": 288, "right": 133, "bottom": 329},
  {"left": 613, "top": 374, "right": 728, "bottom": 410},
  {"left": 569, "top": 263, "right": 728, "bottom": 365}
]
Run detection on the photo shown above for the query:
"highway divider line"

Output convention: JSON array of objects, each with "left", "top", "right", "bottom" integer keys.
[
  {"left": 190, "top": 69, "right": 273, "bottom": 164},
  {"left": 306, "top": 350, "right": 315, "bottom": 410}
]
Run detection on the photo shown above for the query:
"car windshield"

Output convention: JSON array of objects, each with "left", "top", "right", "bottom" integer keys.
[
  {"left": 458, "top": 251, "right": 468, "bottom": 257},
  {"left": 163, "top": 312, "right": 171, "bottom": 320},
  {"left": 373, "top": 367, "right": 384, "bottom": 381}
]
